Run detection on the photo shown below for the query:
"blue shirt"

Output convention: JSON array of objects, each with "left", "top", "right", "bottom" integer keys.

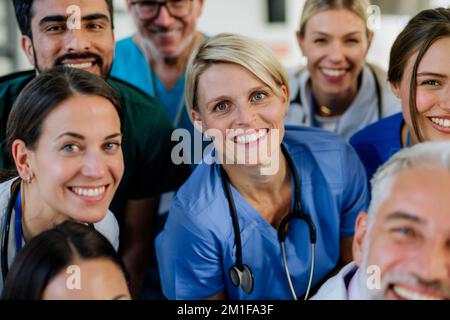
[
  {"left": 156, "top": 126, "right": 369, "bottom": 300},
  {"left": 350, "top": 112, "right": 404, "bottom": 183},
  {"left": 111, "top": 36, "right": 193, "bottom": 132}
]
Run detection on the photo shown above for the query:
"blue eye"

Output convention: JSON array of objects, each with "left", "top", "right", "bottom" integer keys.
[
  {"left": 214, "top": 102, "right": 229, "bottom": 112},
  {"left": 393, "top": 227, "right": 416, "bottom": 239},
  {"left": 104, "top": 142, "right": 121, "bottom": 152},
  {"left": 62, "top": 144, "right": 79, "bottom": 153},
  {"left": 252, "top": 92, "right": 267, "bottom": 102}
]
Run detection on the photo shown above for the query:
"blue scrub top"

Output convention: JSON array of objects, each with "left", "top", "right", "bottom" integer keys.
[
  {"left": 156, "top": 126, "right": 369, "bottom": 300},
  {"left": 350, "top": 112, "right": 404, "bottom": 183}
]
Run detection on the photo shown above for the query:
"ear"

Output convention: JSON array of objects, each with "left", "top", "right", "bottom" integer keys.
[
  {"left": 390, "top": 81, "right": 401, "bottom": 99},
  {"left": 12, "top": 140, "right": 34, "bottom": 181},
  {"left": 280, "top": 84, "right": 289, "bottom": 114},
  {"left": 125, "top": 0, "right": 133, "bottom": 12},
  {"left": 21, "top": 35, "right": 36, "bottom": 67},
  {"left": 191, "top": 109, "right": 204, "bottom": 133},
  {"left": 352, "top": 212, "right": 368, "bottom": 267},
  {"left": 196, "top": 0, "right": 205, "bottom": 17},
  {"left": 296, "top": 31, "right": 305, "bottom": 54},
  {"left": 366, "top": 31, "right": 374, "bottom": 53}
]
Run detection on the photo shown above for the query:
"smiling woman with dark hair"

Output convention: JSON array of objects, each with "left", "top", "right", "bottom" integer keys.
[
  {"left": 350, "top": 7, "right": 450, "bottom": 183},
  {"left": 0, "top": 67, "right": 124, "bottom": 291},
  {"left": 2, "top": 220, "right": 130, "bottom": 300}
]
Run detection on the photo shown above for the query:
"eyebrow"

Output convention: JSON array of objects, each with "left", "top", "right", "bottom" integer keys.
[
  {"left": 384, "top": 211, "right": 425, "bottom": 224},
  {"left": 205, "top": 85, "right": 270, "bottom": 107},
  {"left": 311, "top": 31, "right": 363, "bottom": 37},
  {"left": 416, "top": 72, "right": 447, "bottom": 78},
  {"left": 112, "top": 294, "right": 128, "bottom": 300},
  {"left": 39, "top": 13, "right": 110, "bottom": 27},
  {"left": 55, "top": 132, "right": 122, "bottom": 141}
]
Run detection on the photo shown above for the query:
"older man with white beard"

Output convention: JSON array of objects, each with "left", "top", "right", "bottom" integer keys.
[{"left": 312, "top": 141, "right": 450, "bottom": 300}]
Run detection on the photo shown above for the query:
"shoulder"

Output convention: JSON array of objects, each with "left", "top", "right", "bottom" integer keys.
[
  {"left": 0, "top": 71, "right": 35, "bottom": 96},
  {"left": 106, "top": 76, "right": 169, "bottom": 123},
  {"left": 0, "top": 178, "right": 15, "bottom": 208},
  {"left": 350, "top": 112, "right": 403, "bottom": 146},
  {"left": 115, "top": 36, "right": 134, "bottom": 50},
  {"left": 284, "top": 125, "right": 349, "bottom": 154},
  {"left": 311, "top": 262, "right": 358, "bottom": 300},
  {"left": 169, "top": 162, "right": 229, "bottom": 233},
  {"left": 93, "top": 210, "right": 119, "bottom": 251}
]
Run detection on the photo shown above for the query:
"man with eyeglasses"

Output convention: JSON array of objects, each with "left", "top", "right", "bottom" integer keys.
[
  {"left": 111, "top": 0, "right": 205, "bottom": 299},
  {"left": 112, "top": 0, "right": 205, "bottom": 133}
]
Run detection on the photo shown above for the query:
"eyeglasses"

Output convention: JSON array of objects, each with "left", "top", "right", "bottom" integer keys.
[{"left": 131, "top": 0, "right": 193, "bottom": 20}]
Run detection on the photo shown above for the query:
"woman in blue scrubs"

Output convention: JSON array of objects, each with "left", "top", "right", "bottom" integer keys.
[
  {"left": 156, "top": 33, "right": 369, "bottom": 300},
  {"left": 350, "top": 8, "right": 450, "bottom": 182}
]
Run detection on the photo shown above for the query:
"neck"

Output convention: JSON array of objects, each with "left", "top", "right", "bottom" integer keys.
[
  {"left": 135, "top": 32, "right": 202, "bottom": 90},
  {"left": 21, "top": 181, "right": 66, "bottom": 242},
  {"left": 222, "top": 150, "right": 289, "bottom": 203},
  {"left": 311, "top": 75, "right": 360, "bottom": 117}
]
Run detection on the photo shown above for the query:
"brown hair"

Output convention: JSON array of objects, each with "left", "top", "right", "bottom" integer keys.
[
  {"left": 6, "top": 67, "right": 122, "bottom": 156},
  {"left": 388, "top": 8, "right": 450, "bottom": 142}
]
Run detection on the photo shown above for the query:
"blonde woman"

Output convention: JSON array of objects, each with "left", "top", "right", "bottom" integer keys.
[
  {"left": 286, "top": 0, "right": 400, "bottom": 140},
  {"left": 156, "top": 33, "right": 369, "bottom": 300}
]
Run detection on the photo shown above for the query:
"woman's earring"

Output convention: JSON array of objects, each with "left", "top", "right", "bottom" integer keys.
[{"left": 26, "top": 175, "right": 31, "bottom": 184}]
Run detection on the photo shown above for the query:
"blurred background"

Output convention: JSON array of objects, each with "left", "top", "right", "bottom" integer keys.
[{"left": 0, "top": 0, "right": 449, "bottom": 77}]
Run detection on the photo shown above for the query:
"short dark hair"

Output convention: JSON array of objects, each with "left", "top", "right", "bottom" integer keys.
[
  {"left": 12, "top": 0, "right": 115, "bottom": 38},
  {"left": 388, "top": 8, "right": 450, "bottom": 142},
  {"left": 6, "top": 66, "right": 122, "bottom": 157},
  {"left": 1, "top": 221, "right": 129, "bottom": 300}
]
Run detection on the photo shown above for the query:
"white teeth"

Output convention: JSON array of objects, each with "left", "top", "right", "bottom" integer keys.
[
  {"left": 65, "top": 62, "right": 93, "bottom": 69},
  {"left": 393, "top": 286, "right": 443, "bottom": 300},
  {"left": 71, "top": 186, "right": 106, "bottom": 197},
  {"left": 321, "top": 68, "right": 346, "bottom": 77},
  {"left": 431, "top": 117, "right": 450, "bottom": 128},
  {"left": 235, "top": 130, "right": 267, "bottom": 144}
]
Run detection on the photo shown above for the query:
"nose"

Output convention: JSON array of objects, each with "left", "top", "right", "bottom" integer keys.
[
  {"left": 81, "top": 151, "right": 106, "bottom": 179},
  {"left": 65, "top": 29, "right": 91, "bottom": 52},
  {"left": 153, "top": 4, "right": 175, "bottom": 26},
  {"left": 235, "top": 103, "right": 255, "bottom": 127},
  {"left": 439, "top": 84, "right": 450, "bottom": 111},
  {"left": 328, "top": 41, "right": 345, "bottom": 64},
  {"left": 413, "top": 241, "right": 449, "bottom": 283}
]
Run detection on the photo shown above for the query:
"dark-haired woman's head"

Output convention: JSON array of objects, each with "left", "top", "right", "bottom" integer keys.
[
  {"left": 2, "top": 221, "right": 130, "bottom": 300},
  {"left": 6, "top": 66, "right": 124, "bottom": 225},
  {"left": 388, "top": 8, "right": 450, "bottom": 144}
]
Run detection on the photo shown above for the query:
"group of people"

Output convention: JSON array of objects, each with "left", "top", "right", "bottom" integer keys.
[{"left": 0, "top": 0, "right": 448, "bottom": 301}]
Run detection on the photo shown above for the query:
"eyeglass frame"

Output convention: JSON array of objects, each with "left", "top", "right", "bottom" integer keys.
[{"left": 130, "top": 0, "right": 194, "bottom": 20}]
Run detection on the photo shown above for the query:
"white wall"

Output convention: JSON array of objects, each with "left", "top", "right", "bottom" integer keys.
[{"left": 3, "top": 0, "right": 449, "bottom": 76}]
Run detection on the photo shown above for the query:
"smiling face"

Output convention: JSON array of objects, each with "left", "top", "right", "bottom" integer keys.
[
  {"left": 192, "top": 63, "right": 288, "bottom": 166},
  {"left": 354, "top": 166, "right": 450, "bottom": 300},
  {"left": 42, "top": 258, "right": 131, "bottom": 300},
  {"left": 391, "top": 37, "right": 450, "bottom": 143},
  {"left": 23, "top": 0, "right": 115, "bottom": 77},
  {"left": 128, "top": 0, "right": 204, "bottom": 59},
  {"left": 298, "top": 8, "right": 371, "bottom": 100},
  {"left": 25, "top": 94, "right": 123, "bottom": 224}
]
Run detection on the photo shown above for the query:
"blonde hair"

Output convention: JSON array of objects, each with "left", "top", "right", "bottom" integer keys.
[
  {"left": 185, "top": 33, "right": 289, "bottom": 113},
  {"left": 299, "top": 0, "right": 372, "bottom": 38}
]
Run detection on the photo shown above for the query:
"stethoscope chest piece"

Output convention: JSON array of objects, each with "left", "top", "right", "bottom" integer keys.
[{"left": 229, "top": 264, "right": 254, "bottom": 295}]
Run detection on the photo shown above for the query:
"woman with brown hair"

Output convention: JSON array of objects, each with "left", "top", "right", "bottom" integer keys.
[
  {"left": 350, "top": 7, "right": 450, "bottom": 181},
  {"left": 0, "top": 67, "right": 124, "bottom": 290}
]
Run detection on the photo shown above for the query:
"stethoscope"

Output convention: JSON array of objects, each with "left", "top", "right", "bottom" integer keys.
[
  {"left": 1, "top": 179, "right": 94, "bottom": 281},
  {"left": 221, "top": 144, "right": 317, "bottom": 300}
]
